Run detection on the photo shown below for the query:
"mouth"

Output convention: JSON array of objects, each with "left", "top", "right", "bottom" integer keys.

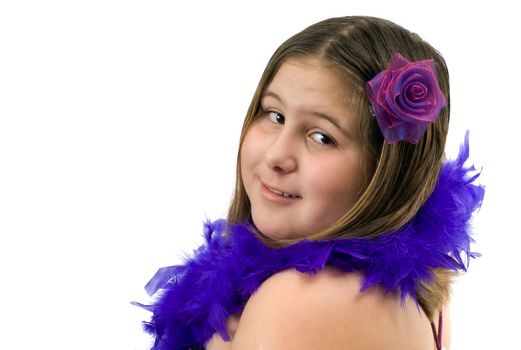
[{"left": 264, "top": 184, "right": 301, "bottom": 199}]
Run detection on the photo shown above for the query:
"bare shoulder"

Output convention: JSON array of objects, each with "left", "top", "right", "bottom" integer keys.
[{"left": 231, "top": 267, "right": 435, "bottom": 350}]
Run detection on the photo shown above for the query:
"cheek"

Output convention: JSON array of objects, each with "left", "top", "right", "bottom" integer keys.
[
  {"left": 240, "top": 126, "right": 264, "bottom": 179},
  {"left": 306, "top": 157, "right": 363, "bottom": 208}
]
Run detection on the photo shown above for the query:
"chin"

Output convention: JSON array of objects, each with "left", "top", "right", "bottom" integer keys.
[
  {"left": 251, "top": 218, "right": 285, "bottom": 239},
  {"left": 253, "top": 219, "right": 308, "bottom": 241}
]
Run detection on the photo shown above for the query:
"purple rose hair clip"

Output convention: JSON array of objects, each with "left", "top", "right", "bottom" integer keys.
[{"left": 366, "top": 53, "right": 447, "bottom": 144}]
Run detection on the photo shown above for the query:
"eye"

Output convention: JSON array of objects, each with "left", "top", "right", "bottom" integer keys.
[
  {"left": 310, "top": 132, "right": 336, "bottom": 146},
  {"left": 268, "top": 111, "right": 285, "bottom": 124}
]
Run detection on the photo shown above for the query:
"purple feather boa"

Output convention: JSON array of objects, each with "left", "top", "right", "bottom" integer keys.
[{"left": 136, "top": 135, "right": 484, "bottom": 349}]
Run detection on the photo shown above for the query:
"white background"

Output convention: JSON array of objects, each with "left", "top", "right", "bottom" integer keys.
[{"left": 0, "top": 1, "right": 518, "bottom": 349}]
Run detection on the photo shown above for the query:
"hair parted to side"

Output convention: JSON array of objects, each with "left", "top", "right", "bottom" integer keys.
[{"left": 227, "top": 16, "right": 451, "bottom": 319}]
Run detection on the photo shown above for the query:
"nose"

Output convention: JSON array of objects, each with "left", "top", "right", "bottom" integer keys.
[{"left": 264, "top": 130, "right": 297, "bottom": 174}]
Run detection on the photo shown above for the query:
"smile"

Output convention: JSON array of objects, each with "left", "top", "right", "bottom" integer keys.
[
  {"left": 262, "top": 183, "right": 302, "bottom": 199},
  {"left": 268, "top": 187, "right": 298, "bottom": 198}
]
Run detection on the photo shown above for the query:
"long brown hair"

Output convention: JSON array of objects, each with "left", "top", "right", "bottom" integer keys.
[{"left": 227, "top": 16, "right": 451, "bottom": 319}]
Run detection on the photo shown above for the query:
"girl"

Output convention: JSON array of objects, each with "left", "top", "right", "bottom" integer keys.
[{"left": 137, "top": 16, "right": 483, "bottom": 350}]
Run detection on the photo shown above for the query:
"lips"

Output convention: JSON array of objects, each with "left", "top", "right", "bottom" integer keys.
[{"left": 263, "top": 183, "right": 301, "bottom": 199}]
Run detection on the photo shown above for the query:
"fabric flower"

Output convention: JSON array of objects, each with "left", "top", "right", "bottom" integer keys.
[{"left": 366, "top": 53, "right": 447, "bottom": 144}]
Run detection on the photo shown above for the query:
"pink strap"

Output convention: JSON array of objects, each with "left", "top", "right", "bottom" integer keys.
[{"left": 430, "top": 311, "right": 443, "bottom": 350}]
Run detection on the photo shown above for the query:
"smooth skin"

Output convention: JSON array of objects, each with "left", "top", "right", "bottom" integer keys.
[
  {"left": 240, "top": 58, "right": 364, "bottom": 240},
  {"left": 206, "top": 268, "right": 450, "bottom": 349}
]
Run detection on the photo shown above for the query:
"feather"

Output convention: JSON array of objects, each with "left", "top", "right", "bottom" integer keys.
[{"left": 135, "top": 137, "right": 484, "bottom": 349}]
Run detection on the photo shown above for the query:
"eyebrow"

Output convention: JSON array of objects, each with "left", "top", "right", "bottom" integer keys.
[{"left": 262, "top": 90, "right": 354, "bottom": 139}]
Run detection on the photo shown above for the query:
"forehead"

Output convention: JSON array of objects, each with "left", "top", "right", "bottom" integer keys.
[
  {"left": 271, "top": 57, "right": 350, "bottom": 94},
  {"left": 263, "top": 57, "right": 359, "bottom": 130}
]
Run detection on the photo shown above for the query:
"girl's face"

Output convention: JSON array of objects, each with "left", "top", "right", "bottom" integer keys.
[{"left": 240, "top": 58, "right": 364, "bottom": 240}]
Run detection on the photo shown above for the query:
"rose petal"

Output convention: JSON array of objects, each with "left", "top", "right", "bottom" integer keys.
[
  {"left": 406, "top": 83, "right": 427, "bottom": 101},
  {"left": 366, "top": 71, "right": 386, "bottom": 103},
  {"left": 387, "top": 53, "right": 409, "bottom": 70},
  {"left": 376, "top": 118, "right": 430, "bottom": 144},
  {"left": 366, "top": 53, "right": 447, "bottom": 143}
]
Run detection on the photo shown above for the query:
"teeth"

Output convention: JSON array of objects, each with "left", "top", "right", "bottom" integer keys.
[
  {"left": 269, "top": 187, "right": 295, "bottom": 198},
  {"left": 269, "top": 188, "right": 284, "bottom": 196}
]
